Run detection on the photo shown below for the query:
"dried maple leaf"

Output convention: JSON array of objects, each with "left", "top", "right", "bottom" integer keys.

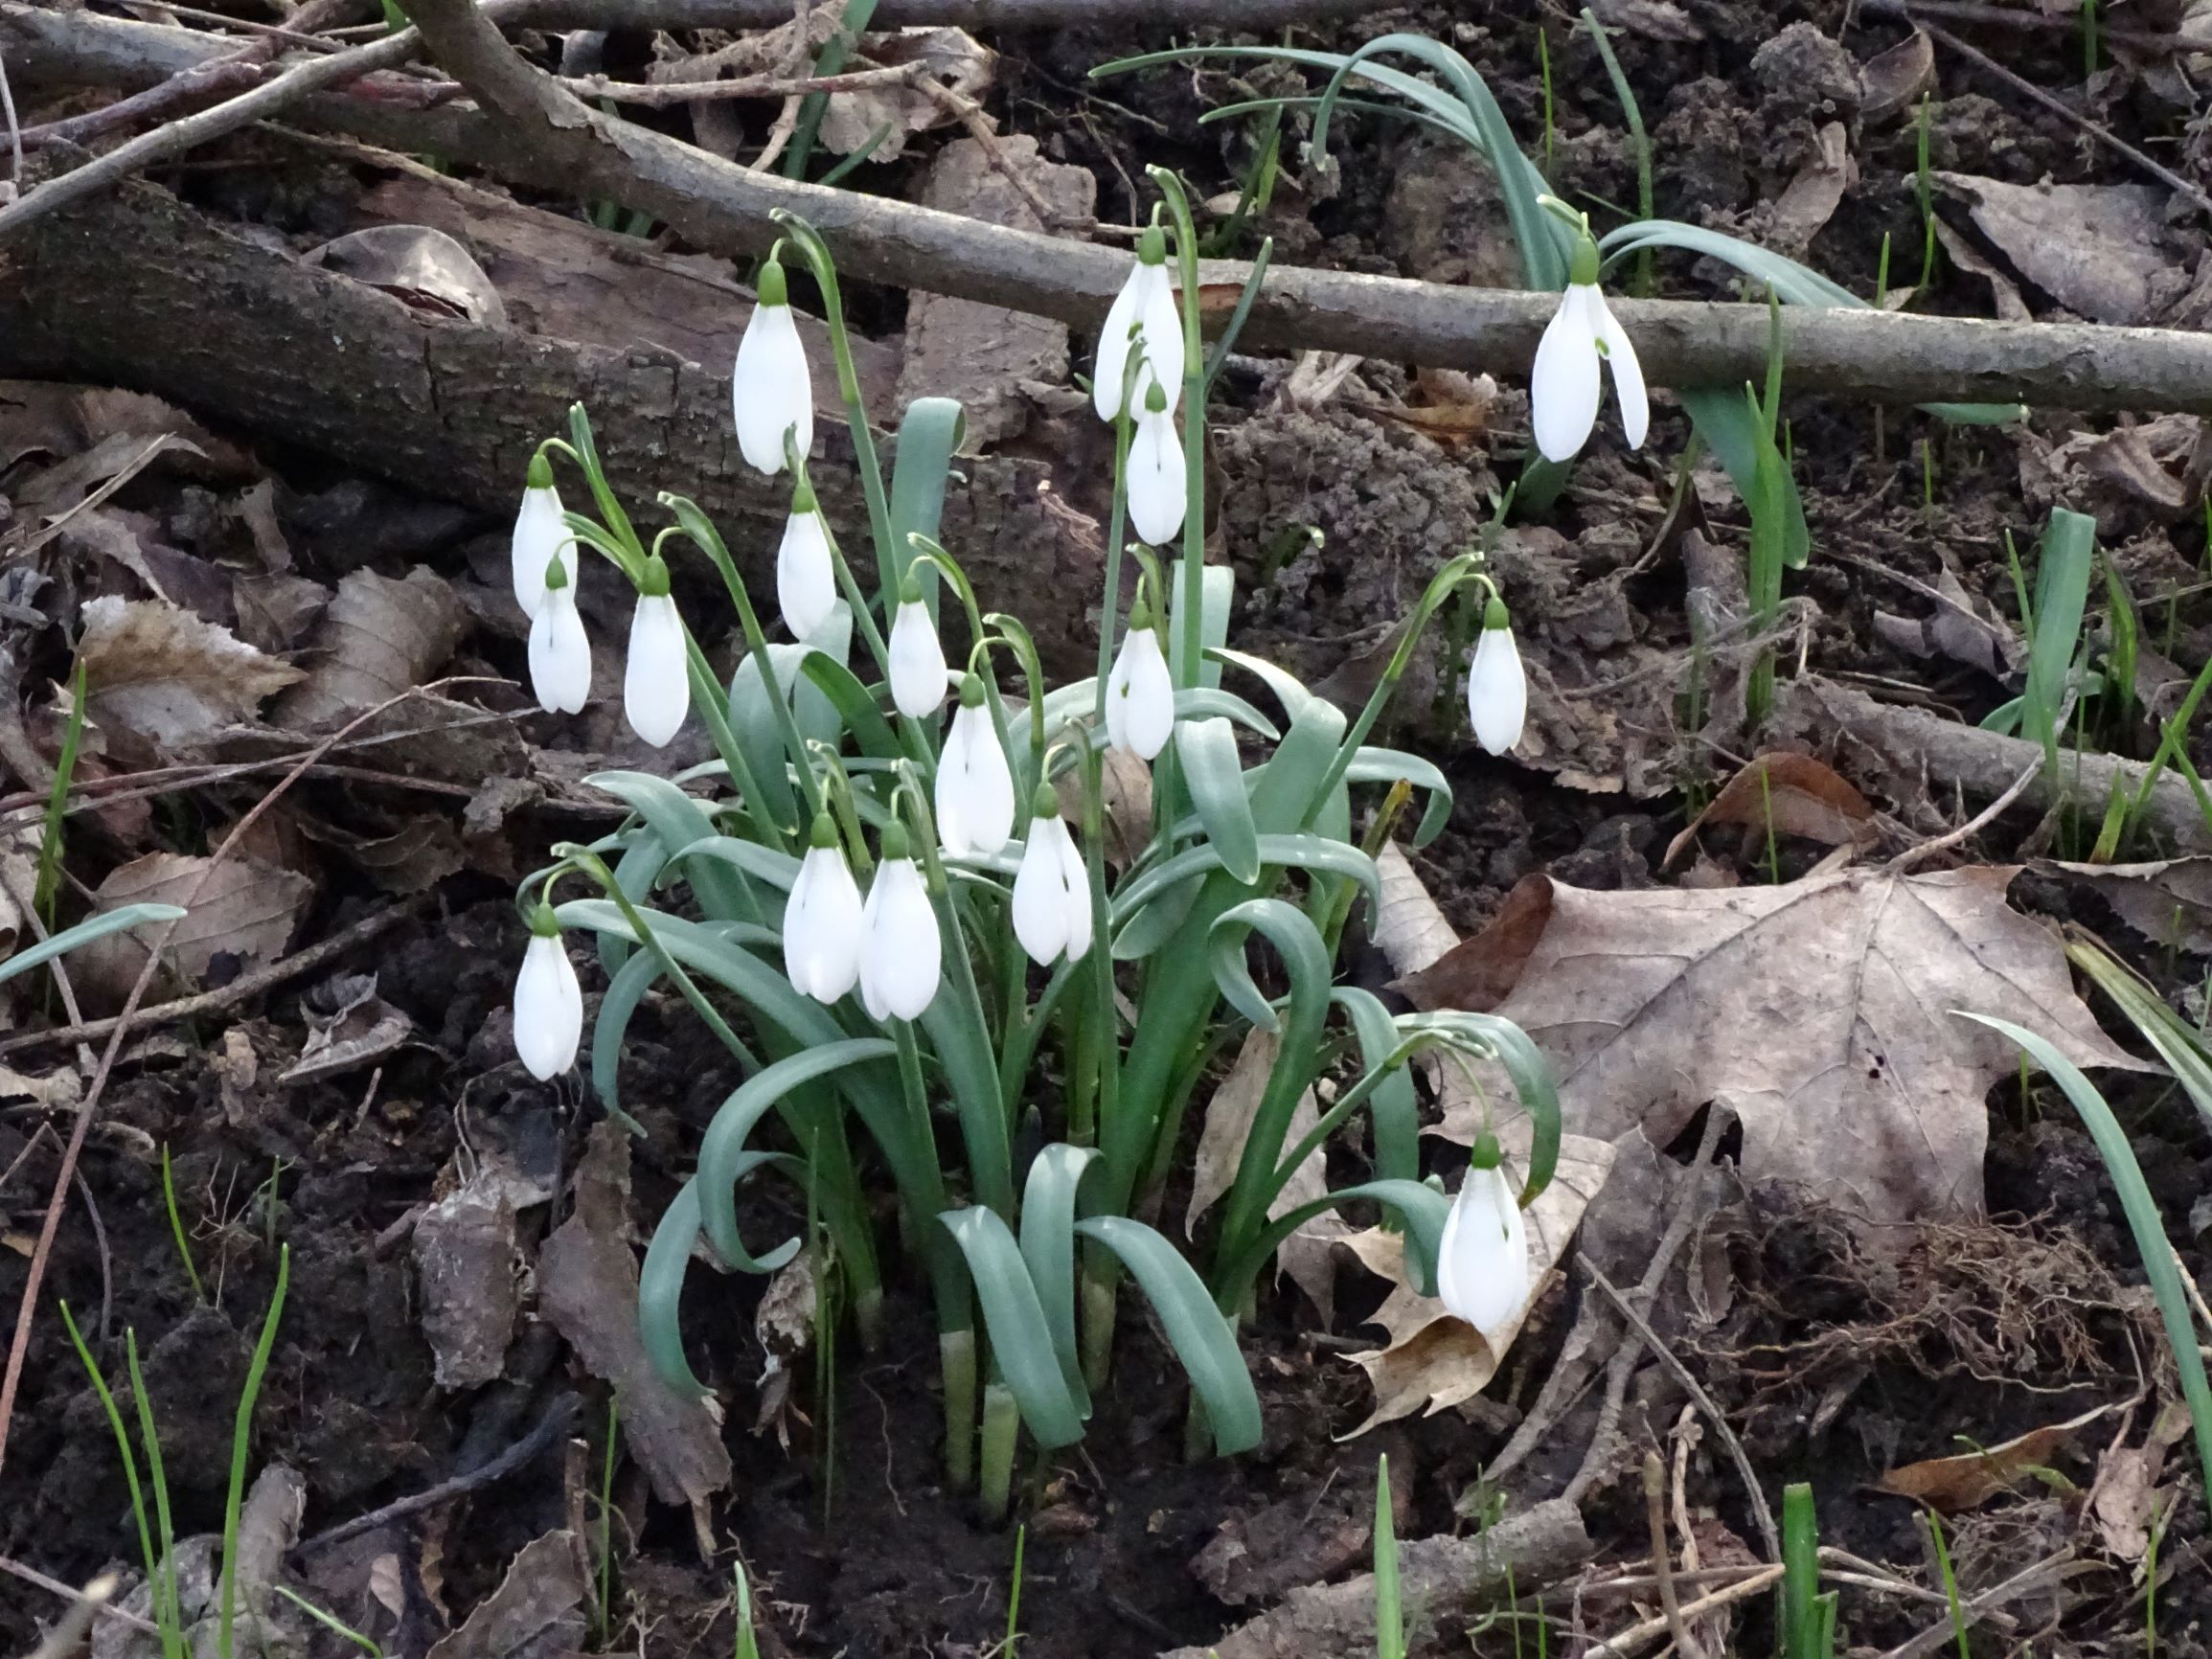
[
  {"left": 1434, "top": 867, "right": 2146, "bottom": 1225},
  {"left": 1874, "top": 1403, "right": 2109, "bottom": 1512}
]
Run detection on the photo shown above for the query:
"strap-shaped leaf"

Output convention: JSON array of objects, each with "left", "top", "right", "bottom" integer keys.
[
  {"left": 1402, "top": 1009, "right": 1563, "bottom": 1204},
  {"left": 1109, "top": 870, "right": 1206, "bottom": 962},
  {"left": 1345, "top": 748, "right": 1453, "bottom": 848},
  {"left": 1332, "top": 989, "right": 1420, "bottom": 1186},
  {"left": 888, "top": 397, "right": 967, "bottom": 605},
  {"left": 591, "top": 947, "right": 661, "bottom": 1135},
  {"left": 920, "top": 888, "right": 1016, "bottom": 1219},
  {"left": 1174, "top": 687, "right": 1281, "bottom": 742},
  {"left": 588, "top": 771, "right": 755, "bottom": 922},
  {"left": 595, "top": 832, "right": 668, "bottom": 979},
  {"left": 665, "top": 835, "right": 804, "bottom": 896},
  {"left": 1019, "top": 1145, "right": 1101, "bottom": 1410},
  {"left": 939, "top": 1206, "right": 1087, "bottom": 1448},
  {"left": 1075, "top": 1216, "right": 1263, "bottom": 1455},
  {"left": 1680, "top": 387, "right": 1812, "bottom": 570},
  {"left": 639, "top": 1162, "right": 804, "bottom": 1398},
  {"left": 0, "top": 902, "right": 186, "bottom": 990},
  {"left": 1216, "top": 1178, "right": 1451, "bottom": 1307},
  {"left": 795, "top": 648, "right": 903, "bottom": 759},
  {"left": 727, "top": 648, "right": 808, "bottom": 833},
  {"left": 1168, "top": 561, "right": 1236, "bottom": 690},
  {"left": 1176, "top": 716, "right": 1260, "bottom": 884},
  {"left": 1110, "top": 835, "right": 1378, "bottom": 933},
  {"left": 1008, "top": 677, "right": 1100, "bottom": 761},
  {"left": 1209, "top": 647, "right": 1317, "bottom": 724}
]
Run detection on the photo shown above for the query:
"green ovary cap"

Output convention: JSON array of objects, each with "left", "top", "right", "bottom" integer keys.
[
  {"left": 901, "top": 572, "right": 924, "bottom": 605},
  {"left": 958, "top": 672, "right": 987, "bottom": 710},
  {"left": 1030, "top": 782, "right": 1060, "bottom": 821},
  {"left": 879, "top": 820, "right": 911, "bottom": 861},
  {"left": 1137, "top": 224, "right": 1167, "bottom": 265},
  {"left": 1143, "top": 379, "right": 1169, "bottom": 415},
  {"left": 529, "top": 902, "right": 561, "bottom": 939},
  {"left": 1482, "top": 595, "right": 1511, "bottom": 631},
  {"left": 809, "top": 812, "right": 840, "bottom": 851},
  {"left": 790, "top": 471, "right": 818, "bottom": 514},
  {"left": 526, "top": 450, "right": 554, "bottom": 490},
  {"left": 543, "top": 555, "right": 571, "bottom": 591},
  {"left": 1471, "top": 1130, "right": 1502, "bottom": 1170},
  {"left": 1568, "top": 234, "right": 1601, "bottom": 287},
  {"left": 639, "top": 554, "right": 672, "bottom": 598},
  {"left": 758, "top": 258, "right": 788, "bottom": 307},
  {"left": 1128, "top": 596, "right": 1154, "bottom": 631}
]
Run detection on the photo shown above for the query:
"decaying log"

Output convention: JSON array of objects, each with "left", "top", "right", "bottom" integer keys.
[
  {"left": 1162, "top": 1497, "right": 1593, "bottom": 1659},
  {"left": 0, "top": 173, "right": 1106, "bottom": 671}
]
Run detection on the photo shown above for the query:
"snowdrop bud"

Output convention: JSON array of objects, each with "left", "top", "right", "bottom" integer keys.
[
  {"left": 1091, "top": 224, "right": 1185, "bottom": 423},
  {"left": 936, "top": 676, "right": 1016, "bottom": 856},
  {"left": 1435, "top": 1133, "right": 1531, "bottom": 1343},
  {"left": 513, "top": 906, "right": 583, "bottom": 1079},
  {"left": 528, "top": 556, "right": 591, "bottom": 715},
  {"left": 733, "top": 257, "right": 814, "bottom": 475},
  {"left": 1012, "top": 782, "right": 1092, "bottom": 966},
  {"left": 784, "top": 812, "right": 865, "bottom": 1004},
  {"left": 776, "top": 472, "right": 836, "bottom": 640},
  {"left": 1530, "top": 234, "right": 1648, "bottom": 464},
  {"left": 1105, "top": 602, "right": 1174, "bottom": 761},
  {"left": 511, "top": 452, "right": 575, "bottom": 619},
  {"left": 623, "top": 556, "right": 689, "bottom": 747},
  {"left": 1127, "top": 380, "right": 1186, "bottom": 548},
  {"left": 1466, "top": 596, "right": 1526, "bottom": 756},
  {"left": 859, "top": 821, "right": 942, "bottom": 1022},
  {"left": 888, "top": 576, "right": 949, "bottom": 720}
]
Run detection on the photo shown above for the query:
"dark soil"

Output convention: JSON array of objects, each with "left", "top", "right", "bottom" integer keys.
[{"left": 6, "top": 0, "right": 2212, "bottom": 1654}]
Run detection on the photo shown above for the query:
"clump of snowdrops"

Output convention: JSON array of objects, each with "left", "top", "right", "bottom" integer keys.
[{"left": 505, "top": 178, "right": 1560, "bottom": 1520}]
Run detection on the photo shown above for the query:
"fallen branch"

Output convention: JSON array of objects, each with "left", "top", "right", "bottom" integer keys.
[
  {"left": 1159, "top": 1498, "right": 1592, "bottom": 1659},
  {"left": 513, "top": 0, "right": 1384, "bottom": 24},
  {"left": 16, "top": 3, "right": 2212, "bottom": 413}
]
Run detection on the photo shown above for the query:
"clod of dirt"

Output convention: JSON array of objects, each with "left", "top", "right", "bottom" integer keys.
[
  {"left": 1192, "top": 1473, "right": 1387, "bottom": 1608},
  {"left": 415, "top": 1183, "right": 522, "bottom": 1390},
  {"left": 1380, "top": 134, "right": 1524, "bottom": 289}
]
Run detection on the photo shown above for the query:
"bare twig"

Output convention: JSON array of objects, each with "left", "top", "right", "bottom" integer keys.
[
  {"left": 513, "top": 0, "right": 1381, "bottom": 22},
  {"left": 1859, "top": 0, "right": 2212, "bottom": 57},
  {"left": 1580, "top": 1254, "right": 1782, "bottom": 1560},
  {"left": 0, "top": 688, "right": 449, "bottom": 1481},
  {"left": 1643, "top": 1451, "right": 1708, "bottom": 1659},
  {"left": 909, "top": 69, "right": 1070, "bottom": 231},
  {"left": 1581, "top": 1564, "right": 1787, "bottom": 1659},
  {"left": 0, "top": 901, "right": 417, "bottom": 1060},
  {"left": 1875, "top": 1551, "right": 2076, "bottom": 1659},
  {"left": 0, "top": 52, "right": 22, "bottom": 196},
  {"left": 560, "top": 61, "right": 916, "bottom": 105},
  {"left": 293, "top": 1393, "right": 580, "bottom": 1554},
  {"left": 19, "top": 55, "right": 268, "bottom": 150},
  {"left": 1885, "top": 756, "right": 2042, "bottom": 873},
  {"left": 2, "top": 1564, "right": 158, "bottom": 1645}
]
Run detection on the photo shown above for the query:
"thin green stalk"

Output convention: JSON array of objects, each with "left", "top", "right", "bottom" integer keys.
[
  {"left": 1915, "top": 93, "right": 1938, "bottom": 292},
  {"left": 271, "top": 1587, "right": 384, "bottom": 1659},
  {"left": 1005, "top": 1524, "right": 1027, "bottom": 1657},
  {"left": 1147, "top": 168, "right": 1209, "bottom": 693},
  {"left": 59, "top": 1304, "right": 180, "bottom": 1659},
  {"left": 35, "top": 658, "right": 86, "bottom": 926},
  {"left": 1926, "top": 1510, "right": 1971, "bottom": 1659},
  {"left": 1095, "top": 414, "right": 1134, "bottom": 725},
  {"left": 1537, "top": 25, "right": 1555, "bottom": 173},
  {"left": 160, "top": 1146, "right": 206, "bottom": 1307},
  {"left": 781, "top": 0, "right": 878, "bottom": 182},
  {"left": 978, "top": 1380, "right": 1020, "bottom": 1525},
  {"left": 218, "top": 1244, "right": 288, "bottom": 1659},
  {"left": 1375, "top": 1455, "right": 1405, "bottom": 1659},
  {"left": 734, "top": 1562, "right": 762, "bottom": 1659},
  {"left": 125, "top": 1332, "right": 185, "bottom": 1658},
  {"left": 942, "top": 1328, "right": 978, "bottom": 1491},
  {"left": 1580, "top": 9, "right": 1653, "bottom": 295}
]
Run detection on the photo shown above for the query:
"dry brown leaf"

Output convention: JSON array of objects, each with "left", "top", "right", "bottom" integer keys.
[
  {"left": 1765, "top": 122, "right": 1856, "bottom": 257},
  {"left": 1186, "top": 1029, "right": 1339, "bottom": 1321},
  {"left": 1395, "top": 874, "right": 1554, "bottom": 1014},
  {"left": 1859, "top": 29, "right": 1935, "bottom": 122},
  {"left": 422, "top": 1532, "right": 588, "bottom": 1659},
  {"left": 1873, "top": 1403, "right": 2109, "bottom": 1511},
  {"left": 75, "top": 852, "right": 311, "bottom": 1006},
  {"left": 1373, "top": 842, "right": 1460, "bottom": 979},
  {"left": 2038, "top": 856, "right": 2212, "bottom": 955},
  {"left": 817, "top": 28, "right": 993, "bottom": 160},
  {"left": 2091, "top": 1400, "right": 2190, "bottom": 1561},
  {"left": 275, "top": 567, "right": 464, "bottom": 731},
  {"left": 1936, "top": 174, "right": 2173, "bottom": 325},
  {"left": 1338, "top": 1134, "right": 1616, "bottom": 1434},
  {"left": 77, "top": 596, "right": 304, "bottom": 756},
  {"left": 306, "top": 226, "right": 509, "bottom": 328},
  {"left": 1662, "top": 751, "right": 1876, "bottom": 871},
  {"left": 1459, "top": 868, "right": 2144, "bottom": 1224}
]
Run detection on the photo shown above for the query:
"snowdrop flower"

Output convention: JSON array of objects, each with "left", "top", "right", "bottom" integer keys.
[
  {"left": 1435, "top": 1136, "right": 1530, "bottom": 1343},
  {"left": 784, "top": 813, "right": 865, "bottom": 1003},
  {"left": 1466, "top": 596, "right": 1526, "bottom": 756},
  {"left": 936, "top": 676, "right": 1015, "bottom": 856},
  {"left": 858, "top": 822, "right": 941, "bottom": 1022},
  {"left": 1127, "top": 381, "right": 1185, "bottom": 548},
  {"left": 511, "top": 452, "right": 575, "bottom": 619},
  {"left": 775, "top": 472, "right": 836, "bottom": 640},
  {"left": 623, "top": 555, "right": 689, "bottom": 747},
  {"left": 513, "top": 907, "right": 582, "bottom": 1079},
  {"left": 1530, "top": 235, "right": 1647, "bottom": 464},
  {"left": 1092, "top": 224, "right": 1184, "bottom": 423},
  {"left": 733, "top": 256, "right": 813, "bottom": 475},
  {"left": 887, "top": 577, "right": 949, "bottom": 721},
  {"left": 1012, "top": 784, "right": 1092, "bottom": 966},
  {"left": 1105, "top": 602, "right": 1174, "bottom": 761},
  {"left": 528, "top": 556, "right": 590, "bottom": 715}
]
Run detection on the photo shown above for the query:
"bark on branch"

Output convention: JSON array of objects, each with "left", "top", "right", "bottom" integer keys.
[{"left": 14, "top": 3, "right": 2212, "bottom": 415}]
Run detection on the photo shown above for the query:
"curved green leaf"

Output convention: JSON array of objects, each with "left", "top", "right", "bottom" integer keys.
[
  {"left": 638, "top": 1163, "right": 802, "bottom": 1398},
  {"left": 1680, "top": 387, "right": 1811, "bottom": 569},
  {"left": 666, "top": 835, "right": 804, "bottom": 896},
  {"left": 1345, "top": 748, "right": 1454, "bottom": 848},
  {"left": 1170, "top": 562, "right": 1236, "bottom": 690},
  {"left": 1174, "top": 687, "right": 1281, "bottom": 742},
  {"left": 1109, "top": 870, "right": 1205, "bottom": 962},
  {"left": 1402, "top": 1010, "right": 1562, "bottom": 1203},
  {"left": 1008, "top": 677, "right": 1099, "bottom": 761},
  {"left": 1217, "top": 1178, "right": 1451, "bottom": 1306},
  {"left": 591, "top": 946, "right": 661, "bottom": 1134},
  {"left": 597, "top": 833, "right": 668, "bottom": 979},
  {"left": 796, "top": 647, "right": 903, "bottom": 759},
  {"left": 888, "top": 397, "right": 966, "bottom": 605},
  {"left": 0, "top": 903, "right": 186, "bottom": 989},
  {"left": 695, "top": 1039, "right": 900, "bottom": 1268},
  {"left": 589, "top": 771, "right": 754, "bottom": 922},
  {"left": 1176, "top": 716, "right": 1260, "bottom": 884},
  {"left": 1209, "top": 647, "right": 1316, "bottom": 724},
  {"left": 1076, "top": 1216, "right": 1262, "bottom": 1455},
  {"left": 939, "top": 1206, "right": 1087, "bottom": 1448},
  {"left": 1110, "top": 834, "right": 1379, "bottom": 927},
  {"left": 1332, "top": 989, "right": 1419, "bottom": 1186},
  {"left": 1019, "top": 1144, "right": 1101, "bottom": 1410}
]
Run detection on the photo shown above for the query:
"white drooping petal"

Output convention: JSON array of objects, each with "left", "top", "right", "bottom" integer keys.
[
  {"left": 528, "top": 585, "right": 592, "bottom": 715},
  {"left": 513, "top": 932, "right": 583, "bottom": 1079},
  {"left": 511, "top": 485, "right": 575, "bottom": 619},
  {"left": 1593, "top": 289, "right": 1649, "bottom": 450},
  {"left": 1105, "top": 625, "right": 1174, "bottom": 760},
  {"left": 624, "top": 593, "right": 690, "bottom": 747},
  {"left": 858, "top": 857, "right": 941, "bottom": 1021},
  {"left": 1531, "top": 284, "right": 1604, "bottom": 464},
  {"left": 1092, "top": 262, "right": 1147, "bottom": 422},
  {"left": 1466, "top": 625, "right": 1527, "bottom": 756},
  {"left": 1127, "top": 407, "right": 1186, "bottom": 548},
  {"left": 888, "top": 599, "right": 949, "bottom": 720},
  {"left": 1435, "top": 1164, "right": 1531, "bottom": 1343},
  {"left": 784, "top": 844, "right": 864, "bottom": 1003},
  {"left": 1133, "top": 263, "right": 1186, "bottom": 416},
  {"left": 732, "top": 302, "right": 814, "bottom": 475},
  {"left": 776, "top": 508, "right": 837, "bottom": 639},
  {"left": 1012, "top": 815, "right": 1093, "bottom": 966},
  {"left": 936, "top": 702, "right": 1016, "bottom": 856}
]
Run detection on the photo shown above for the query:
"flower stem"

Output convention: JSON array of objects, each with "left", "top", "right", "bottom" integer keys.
[
  {"left": 941, "top": 1329, "right": 978, "bottom": 1491},
  {"left": 978, "top": 1381, "right": 1021, "bottom": 1524}
]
